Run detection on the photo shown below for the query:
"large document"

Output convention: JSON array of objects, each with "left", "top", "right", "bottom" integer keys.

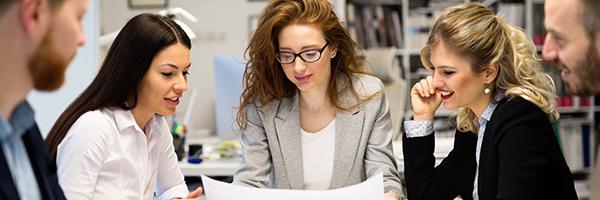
[{"left": 201, "top": 173, "right": 384, "bottom": 200}]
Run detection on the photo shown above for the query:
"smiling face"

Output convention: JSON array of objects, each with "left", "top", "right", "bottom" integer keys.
[
  {"left": 136, "top": 43, "right": 190, "bottom": 117},
  {"left": 277, "top": 24, "right": 336, "bottom": 94},
  {"left": 543, "top": 0, "right": 600, "bottom": 95},
  {"left": 429, "top": 40, "right": 493, "bottom": 113}
]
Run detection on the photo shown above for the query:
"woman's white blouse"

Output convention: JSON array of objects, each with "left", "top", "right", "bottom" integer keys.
[{"left": 56, "top": 108, "right": 188, "bottom": 200}]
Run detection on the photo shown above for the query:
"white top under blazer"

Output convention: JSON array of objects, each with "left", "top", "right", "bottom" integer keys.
[{"left": 301, "top": 119, "right": 336, "bottom": 190}]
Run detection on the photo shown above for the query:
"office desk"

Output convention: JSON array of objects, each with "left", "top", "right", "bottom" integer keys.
[
  {"left": 178, "top": 138, "right": 452, "bottom": 177},
  {"left": 179, "top": 158, "right": 241, "bottom": 177}
]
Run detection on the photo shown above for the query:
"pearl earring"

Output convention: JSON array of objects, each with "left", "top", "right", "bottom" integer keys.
[{"left": 484, "top": 88, "right": 490, "bottom": 94}]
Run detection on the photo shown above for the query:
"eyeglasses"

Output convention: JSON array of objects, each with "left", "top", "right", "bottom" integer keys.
[{"left": 275, "top": 42, "right": 329, "bottom": 64}]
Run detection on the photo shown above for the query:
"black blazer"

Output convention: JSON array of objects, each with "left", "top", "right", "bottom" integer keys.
[
  {"left": 403, "top": 97, "right": 577, "bottom": 200},
  {"left": 0, "top": 123, "right": 65, "bottom": 200}
]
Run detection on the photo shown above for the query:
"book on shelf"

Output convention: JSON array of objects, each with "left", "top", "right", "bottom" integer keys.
[
  {"left": 345, "top": 3, "right": 403, "bottom": 49},
  {"left": 389, "top": 10, "right": 403, "bottom": 49},
  {"left": 346, "top": 3, "right": 359, "bottom": 47},
  {"left": 558, "top": 96, "right": 592, "bottom": 108},
  {"left": 361, "top": 6, "right": 378, "bottom": 48},
  {"left": 346, "top": 2, "right": 366, "bottom": 49},
  {"left": 531, "top": 3, "right": 545, "bottom": 46},
  {"left": 374, "top": 6, "right": 388, "bottom": 47},
  {"left": 557, "top": 122, "right": 594, "bottom": 172}
]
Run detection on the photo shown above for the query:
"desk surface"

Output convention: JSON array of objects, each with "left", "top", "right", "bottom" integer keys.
[
  {"left": 178, "top": 139, "right": 452, "bottom": 177},
  {"left": 179, "top": 158, "right": 241, "bottom": 177}
]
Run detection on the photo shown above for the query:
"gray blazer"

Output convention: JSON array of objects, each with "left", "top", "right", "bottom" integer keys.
[{"left": 233, "top": 74, "right": 404, "bottom": 196}]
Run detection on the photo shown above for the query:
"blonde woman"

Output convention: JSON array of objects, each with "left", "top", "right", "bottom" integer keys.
[
  {"left": 233, "top": 0, "right": 404, "bottom": 199},
  {"left": 403, "top": 3, "right": 577, "bottom": 200}
]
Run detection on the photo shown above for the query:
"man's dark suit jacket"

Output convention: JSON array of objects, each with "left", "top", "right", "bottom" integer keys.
[
  {"left": 0, "top": 123, "right": 65, "bottom": 200},
  {"left": 403, "top": 96, "right": 577, "bottom": 200}
]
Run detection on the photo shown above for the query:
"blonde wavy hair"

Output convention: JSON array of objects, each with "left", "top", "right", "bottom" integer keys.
[{"left": 420, "top": 3, "right": 559, "bottom": 133}]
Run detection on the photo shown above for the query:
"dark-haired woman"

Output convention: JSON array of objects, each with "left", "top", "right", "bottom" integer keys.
[{"left": 45, "top": 13, "right": 201, "bottom": 200}]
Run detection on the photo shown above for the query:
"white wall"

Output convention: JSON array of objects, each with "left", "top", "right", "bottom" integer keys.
[{"left": 28, "top": 0, "right": 100, "bottom": 137}]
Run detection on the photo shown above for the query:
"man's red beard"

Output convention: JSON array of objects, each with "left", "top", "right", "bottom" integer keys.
[{"left": 27, "top": 28, "right": 75, "bottom": 91}]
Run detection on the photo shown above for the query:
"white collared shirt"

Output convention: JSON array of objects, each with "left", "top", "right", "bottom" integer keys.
[{"left": 57, "top": 107, "right": 188, "bottom": 200}]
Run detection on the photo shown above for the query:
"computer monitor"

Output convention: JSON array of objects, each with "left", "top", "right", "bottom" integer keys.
[{"left": 213, "top": 56, "right": 246, "bottom": 139}]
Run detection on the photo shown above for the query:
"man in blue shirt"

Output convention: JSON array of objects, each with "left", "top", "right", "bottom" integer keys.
[{"left": 0, "top": 0, "right": 89, "bottom": 199}]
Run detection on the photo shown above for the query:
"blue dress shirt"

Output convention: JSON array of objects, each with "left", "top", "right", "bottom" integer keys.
[{"left": 0, "top": 101, "right": 42, "bottom": 200}]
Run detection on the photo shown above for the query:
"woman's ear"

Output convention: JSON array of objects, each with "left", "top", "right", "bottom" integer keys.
[{"left": 483, "top": 63, "right": 499, "bottom": 84}]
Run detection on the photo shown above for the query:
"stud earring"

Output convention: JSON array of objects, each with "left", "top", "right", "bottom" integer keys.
[{"left": 484, "top": 88, "right": 490, "bottom": 94}]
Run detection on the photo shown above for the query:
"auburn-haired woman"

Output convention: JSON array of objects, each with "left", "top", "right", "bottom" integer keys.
[{"left": 233, "top": 0, "right": 404, "bottom": 199}]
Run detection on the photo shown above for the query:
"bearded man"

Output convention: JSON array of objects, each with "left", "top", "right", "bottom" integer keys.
[{"left": 0, "top": 0, "right": 89, "bottom": 199}]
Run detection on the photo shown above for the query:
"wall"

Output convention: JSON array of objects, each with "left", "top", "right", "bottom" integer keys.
[{"left": 28, "top": 0, "right": 100, "bottom": 137}]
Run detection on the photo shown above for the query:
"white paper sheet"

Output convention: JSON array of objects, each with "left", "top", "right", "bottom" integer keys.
[{"left": 201, "top": 172, "right": 384, "bottom": 200}]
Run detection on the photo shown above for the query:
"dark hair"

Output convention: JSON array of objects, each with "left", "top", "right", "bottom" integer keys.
[
  {"left": 0, "top": 0, "right": 17, "bottom": 14},
  {"left": 580, "top": 0, "right": 600, "bottom": 41},
  {"left": 0, "top": 0, "right": 64, "bottom": 13},
  {"left": 45, "top": 13, "right": 191, "bottom": 162},
  {"left": 235, "top": 0, "right": 366, "bottom": 130}
]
